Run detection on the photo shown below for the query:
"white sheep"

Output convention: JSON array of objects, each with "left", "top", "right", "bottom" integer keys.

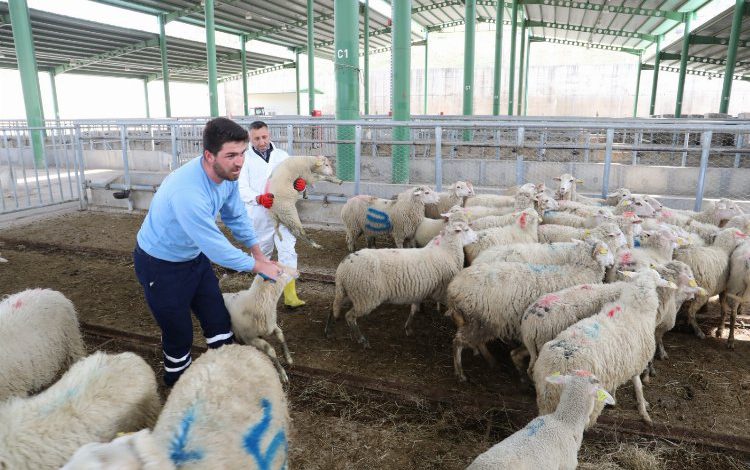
[
  {"left": 659, "top": 198, "right": 743, "bottom": 227},
  {"left": 327, "top": 220, "right": 478, "bottom": 347},
  {"left": 553, "top": 174, "right": 605, "bottom": 205},
  {"left": 538, "top": 222, "right": 627, "bottom": 255},
  {"left": 468, "top": 211, "right": 519, "bottom": 231},
  {"left": 467, "top": 371, "right": 614, "bottom": 470},
  {"left": 613, "top": 195, "right": 657, "bottom": 218},
  {"left": 448, "top": 243, "right": 614, "bottom": 381},
  {"left": 684, "top": 219, "right": 721, "bottom": 244},
  {"left": 643, "top": 195, "right": 664, "bottom": 212},
  {"left": 0, "top": 288, "right": 85, "bottom": 401},
  {"left": 223, "top": 265, "right": 299, "bottom": 384},
  {"left": 605, "top": 188, "right": 632, "bottom": 206},
  {"left": 674, "top": 228, "right": 749, "bottom": 338},
  {"left": 719, "top": 239, "right": 750, "bottom": 349},
  {"left": 0, "top": 351, "right": 160, "bottom": 470},
  {"left": 555, "top": 200, "right": 613, "bottom": 218},
  {"left": 533, "top": 268, "right": 673, "bottom": 425},
  {"left": 469, "top": 190, "right": 560, "bottom": 231},
  {"left": 473, "top": 238, "right": 608, "bottom": 268},
  {"left": 613, "top": 212, "right": 643, "bottom": 248},
  {"left": 465, "top": 183, "right": 541, "bottom": 208},
  {"left": 266, "top": 155, "right": 343, "bottom": 249},
  {"left": 540, "top": 207, "right": 612, "bottom": 228},
  {"left": 414, "top": 205, "right": 470, "bottom": 247},
  {"left": 607, "top": 229, "right": 676, "bottom": 282},
  {"left": 62, "top": 345, "right": 289, "bottom": 470},
  {"left": 726, "top": 213, "right": 750, "bottom": 231},
  {"left": 464, "top": 209, "right": 542, "bottom": 264},
  {"left": 424, "top": 181, "right": 474, "bottom": 218},
  {"left": 641, "top": 218, "right": 702, "bottom": 247},
  {"left": 341, "top": 185, "right": 440, "bottom": 251}
]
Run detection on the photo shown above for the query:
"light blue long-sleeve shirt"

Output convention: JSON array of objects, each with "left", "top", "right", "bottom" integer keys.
[{"left": 136, "top": 156, "right": 259, "bottom": 272}]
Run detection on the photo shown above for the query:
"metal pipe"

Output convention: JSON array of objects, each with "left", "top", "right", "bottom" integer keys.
[
  {"left": 170, "top": 124, "right": 179, "bottom": 170},
  {"left": 463, "top": 0, "right": 476, "bottom": 120},
  {"left": 602, "top": 128, "right": 614, "bottom": 197},
  {"left": 295, "top": 50, "right": 301, "bottom": 116},
  {"left": 241, "top": 34, "right": 249, "bottom": 116},
  {"left": 719, "top": 0, "right": 745, "bottom": 114},
  {"left": 158, "top": 14, "right": 172, "bottom": 117},
  {"left": 120, "top": 125, "right": 133, "bottom": 211},
  {"left": 354, "top": 125, "right": 362, "bottom": 195},
  {"left": 308, "top": 0, "right": 316, "bottom": 115},
  {"left": 517, "top": 20, "right": 526, "bottom": 116},
  {"left": 507, "top": 0, "right": 519, "bottom": 115},
  {"left": 143, "top": 79, "right": 150, "bottom": 118},
  {"left": 205, "top": 0, "right": 219, "bottom": 117},
  {"left": 675, "top": 14, "right": 692, "bottom": 118},
  {"left": 423, "top": 31, "right": 428, "bottom": 115},
  {"left": 515, "top": 126, "right": 524, "bottom": 185},
  {"left": 364, "top": 0, "right": 370, "bottom": 116},
  {"left": 435, "top": 126, "right": 442, "bottom": 192},
  {"left": 392, "top": 0, "right": 411, "bottom": 183},
  {"left": 49, "top": 71, "right": 60, "bottom": 122},
  {"left": 492, "top": 1, "right": 504, "bottom": 115},
  {"left": 287, "top": 124, "right": 294, "bottom": 155},
  {"left": 523, "top": 29, "right": 531, "bottom": 116},
  {"left": 694, "top": 130, "right": 713, "bottom": 211},
  {"left": 649, "top": 35, "right": 662, "bottom": 116},
  {"left": 334, "top": 0, "right": 359, "bottom": 181},
  {"left": 633, "top": 56, "right": 642, "bottom": 117},
  {"left": 73, "top": 125, "right": 87, "bottom": 209}
]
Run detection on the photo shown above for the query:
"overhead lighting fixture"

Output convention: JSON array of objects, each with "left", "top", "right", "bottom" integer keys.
[{"left": 245, "top": 13, "right": 253, "bottom": 20}]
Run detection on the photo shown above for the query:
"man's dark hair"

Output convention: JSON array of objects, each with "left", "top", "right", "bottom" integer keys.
[
  {"left": 249, "top": 120, "right": 268, "bottom": 131},
  {"left": 203, "top": 117, "right": 249, "bottom": 155}
]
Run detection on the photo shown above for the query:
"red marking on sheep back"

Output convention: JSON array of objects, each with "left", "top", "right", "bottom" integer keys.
[
  {"left": 623, "top": 211, "right": 636, "bottom": 218},
  {"left": 661, "top": 209, "right": 673, "bottom": 217},
  {"left": 537, "top": 294, "right": 560, "bottom": 308},
  {"left": 619, "top": 252, "right": 633, "bottom": 265},
  {"left": 12, "top": 299, "right": 22, "bottom": 309},
  {"left": 579, "top": 284, "right": 592, "bottom": 290},
  {"left": 519, "top": 212, "right": 528, "bottom": 229},
  {"left": 607, "top": 306, "right": 622, "bottom": 318},
  {"left": 735, "top": 230, "right": 748, "bottom": 238},
  {"left": 573, "top": 370, "right": 593, "bottom": 378}
]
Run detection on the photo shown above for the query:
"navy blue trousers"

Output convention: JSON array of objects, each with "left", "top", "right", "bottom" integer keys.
[{"left": 133, "top": 243, "right": 234, "bottom": 386}]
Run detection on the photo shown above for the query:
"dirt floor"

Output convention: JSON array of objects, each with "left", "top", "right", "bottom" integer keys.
[{"left": 2, "top": 209, "right": 750, "bottom": 469}]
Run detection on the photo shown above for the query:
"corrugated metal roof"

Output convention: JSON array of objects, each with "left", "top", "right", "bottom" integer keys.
[{"left": 0, "top": 3, "right": 290, "bottom": 82}]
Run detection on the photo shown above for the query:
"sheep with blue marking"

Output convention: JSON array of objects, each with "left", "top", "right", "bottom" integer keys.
[
  {"left": 467, "top": 370, "right": 614, "bottom": 470},
  {"left": 533, "top": 268, "right": 674, "bottom": 425},
  {"left": 447, "top": 242, "right": 614, "bottom": 381},
  {"left": 327, "top": 220, "right": 478, "bottom": 347},
  {"left": 1, "top": 351, "right": 160, "bottom": 470},
  {"left": 223, "top": 265, "right": 299, "bottom": 385},
  {"left": 341, "top": 185, "right": 440, "bottom": 251},
  {"left": 423, "top": 180, "right": 474, "bottom": 218},
  {"left": 63, "top": 345, "right": 288, "bottom": 470},
  {"left": 0, "top": 288, "right": 85, "bottom": 401}
]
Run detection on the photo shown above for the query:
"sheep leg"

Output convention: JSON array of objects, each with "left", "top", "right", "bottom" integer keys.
[
  {"left": 272, "top": 326, "right": 293, "bottom": 365},
  {"left": 655, "top": 327, "right": 669, "bottom": 360},
  {"left": 276, "top": 206, "right": 322, "bottom": 249},
  {"left": 480, "top": 343, "right": 499, "bottom": 368},
  {"left": 716, "top": 293, "right": 729, "bottom": 339},
  {"left": 526, "top": 348, "right": 538, "bottom": 379},
  {"left": 248, "top": 337, "right": 289, "bottom": 385},
  {"left": 631, "top": 374, "right": 652, "bottom": 424},
  {"left": 326, "top": 287, "right": 345, "bottom": 338},
  {"left": 453, "top": 334, "right": 468, "bottom": 382},
  {"left": 729, "top": 302, "right": 740, "bottom": 350},
  {"left": 509, "top": 346, "right": 528, "bottom": 376},
  {"left": 344, "top": 308, "right": 371, "bottom": 349},
  {"left": 366, "top": 236, "right": 376, "bottom": 248},
  {"left": 274, "top": 219, "right": 284, "bottom": 242},
  {"left": 345, "top": 229, "right": 362, "bottom": 253},
  {"left": 319, "top": 175, "right": 343, "bottom": 185},
  {"left": 404, "top": 303, "right": 420, "bottom": 336},
  {"left": 686, "top": 297, "right": 707, "bottom": 339}
]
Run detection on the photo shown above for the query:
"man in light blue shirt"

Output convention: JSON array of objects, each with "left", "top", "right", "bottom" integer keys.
[{"left": 133, "top": 117, "right": 280, "bottom": 387}]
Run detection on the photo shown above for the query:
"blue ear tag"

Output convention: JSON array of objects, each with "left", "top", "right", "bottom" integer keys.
[{"left": 259, "top": 273, "right": 276, "bottom": 283}]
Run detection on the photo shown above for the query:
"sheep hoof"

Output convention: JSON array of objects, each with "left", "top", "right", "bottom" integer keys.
[
  {"left": 404, "top": 327, "right": 413, "bottom": 337},
  {"left": 715, "top": 328, "right": 724, "bottom": 338},
  {"left": 312, "top": 242, "right": 323, "bottom": 249},
  {"left": 727, "top": 340, "right": 735, "bottom": 350},
  {"left": 695, "top": 330, "right": 706, "bottom": 340},
  {"left": 456, "top": 373, "right": 468, "bottom": 383},
  {"left": 279, "top": 369, "right": 289, "bottom": 385},
  {"left": 359, "top": 338, "right": 371, "bottom": 349}
]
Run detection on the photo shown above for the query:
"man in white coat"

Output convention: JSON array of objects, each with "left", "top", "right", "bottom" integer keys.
[{"left": 238, "top": 121, "right": 306, "bottom": 307}]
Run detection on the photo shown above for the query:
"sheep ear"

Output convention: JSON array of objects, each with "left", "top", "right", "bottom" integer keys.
[
  {"left": 618, "top": 270, "right": 636, "bottom": 278},
  {"left": 594, "top": 388, "right": 616, "bottom": 405},
  {"left": 545, "top": 372, "right": 568, "bottom": 385},
  {"left": 576, "top": 179, "right": 584, "bottom": 184},
  {"left": 440, "top": 212, "right": 451, "bottom": 220},
  {"left": 553, "top": 176, "right": 561, "bottom": 181}
]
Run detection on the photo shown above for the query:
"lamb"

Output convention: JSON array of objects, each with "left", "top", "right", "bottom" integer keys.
[
  {"left": 0, "top": 351, "right": 160, "bottom": 470},
  {"left": 469, "top": 194, "right": 557, "bottom": 231},
  {"left": 327, "top": 220, "right": 478, "bottom": 348},
  {"left": 533, "top": 268, "right": 673, "bottom": 425},
  {"left": 464, "top": 209, "right": 542, "bottom": 264},
  {"left": 465, "top": 183, "right": 538, "bottom": 208},
  {"left": 553, "top": 173, "right": 605, "bottom": 205},
  {"left": 607, "top": 229, "right": 676, "bottom": 282},
  {"left": 555, "top": 200, "right": 614, "bottom": 218},
  {"left": 643, "top": 195, "right": 664, "bottom": 212},
  {"left": 62, "top": 345, "right": 288, "bottom": 470},
  {"left": 726, "top": 213, "right": 750, "bottom": 231},
  {"left": 641, "top": 218, "right": 704, "bottom": 247},
  {"left": 223, "top": 265, "right": 299, "bottom": 384},
  {"left": 466, "top": 371, "right": 614, "bottom": 470},
  {"left": 414, "top": 205, "right": 470, "bottom": 247},
  {"left": 614, "top": 212, "right": 643, "bottom": 248},
  {"left": 538, "top": 222, "right": 627, "bottom": 254},
  {"left": 341, "top": 185, "right": 440, "bottom": 251},
  {"left": 685, "top": 219, "right": 721, "bottom": 244},
  {"left": 659, "top": 198, "right": 743, "bottom": 227},
  {"left": 719, "top": 240, "right": 750, "bottom": 349},
  {"left": 674, "top": 227, "right": 749, "bottom": 338},
  {"left": 605, "top": 188, "right": 632, "bottom": 206},
  {"left": 266, "top": 155, "right": 343, "bottom": 249},
  {"left": 448, "top": 242, "right": 614, "bottom": 381},
  {"left": 424, "top": 180, "right": 474, "bottom": 218},
  {"left": 0, "top": 288, "right": 85, "bottom": 401},
  {"left": 473, "top": 238, "right": 609, "bottom": 268},
  {"left": 540, "top": 207, "right": 612, "bottom": 228},
  {"left": 613, "top": 195, "right": 657, "bottom": 218}
]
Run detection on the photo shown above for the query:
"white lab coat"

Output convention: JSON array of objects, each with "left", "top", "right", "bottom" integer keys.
[{"left": 238, "top": 143, "right": 298, "bottom": 268}]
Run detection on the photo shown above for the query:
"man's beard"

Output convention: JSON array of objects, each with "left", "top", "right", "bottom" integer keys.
[{"left": 213, "top": 162, "right": 239, "bottom": 181}]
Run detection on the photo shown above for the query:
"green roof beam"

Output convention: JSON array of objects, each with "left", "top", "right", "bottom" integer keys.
[
  {"left": 53, "top": 38, "right": 160, "bottom": 74},
  {"left": 518, "top": 0, "right": 686, "bottom": 22},
  {"left": 525, "top": 20, "right": 657, "bottom": 42},
  {"left": 691, "top": 34, "right": 750, "bottom": 47},
  {"left": 307, "top": 25, "right": 391, "bottom": 51},
  {"left": 218, "top": 61, "right": 296, "bottom": 83},
  {"left": 529, "top": 36, "right": 641, "bottom": 55}
]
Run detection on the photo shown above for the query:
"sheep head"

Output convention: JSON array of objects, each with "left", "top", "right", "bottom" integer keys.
[
  {"left": 411, "top": 185, "right": 440, "bottom": 205},
  {"left": 313, "top": 155, "right": 335, "bottom": 176}
]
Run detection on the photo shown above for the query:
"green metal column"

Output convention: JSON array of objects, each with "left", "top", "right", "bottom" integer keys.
[
  {"left": 143, "top": 79, "right": 151, "bottom": 118},
  {"left": 492, "top": 2, "right": 504, "bottom": 115},
  {"left": 463, "top": 0, "right": 476, "bottom": 120},
  {"left": 720, "top": 0, "right": 746, "bottom": 114},
  {"left": 507, "top": 0, "right": 519, "bottom": 115},
  {"left": 675, "top": 14, "right": 692, "bottom": 118},
  {"left": 364, "top": 0, "right": 370, "bottom": 115},
  {"left": 9, "top": 0, "right": 45, "bottom": 165},
  {"left": 295, "top": 50, "right": 301, "bottom": 115},
  {"left": 334, "top": 0, "right": 359, "bottom": 180},
  {"left": 517, "top": 20, "right": 526, "bottom": 116},
  {"left": 49, "top": 71, "right": 60, "bottom": 121},
  {"left": 392, "top": 0, "right": 411, "bottom": 183},
  {"left": 423, "top": 31, "right": 428, "bottom": 115},
  {"left": 633, "top": 56, "right": 642, "bottom": 117},
  {"left": 205, "top": 0, "right": 219, "bottom": 117},
  {"left": 523, "top": 35, "right": 531, "bottom": 116},
  {"left": 649, "top": 35, "right": 662, "bottom": 116},
  {"left": 308, "top": 0, "right": 316, "bottom": 115},
  {"left": 158, "top": 14, "right": 171, "bottom": 117},
  {"left": 240, "top": 34, "right": 249, "bottom": 116}
]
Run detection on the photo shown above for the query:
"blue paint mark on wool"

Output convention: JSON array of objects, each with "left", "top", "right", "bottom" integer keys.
[
  {"left": 526, "top": 417, "right": 545, "bottom": 436},
  {"left": 365, "top": 207, "right": 392, "bottom": 232},
  {"left": 526, "top": 264, "right": 561, "bottom": 273},
  {"left": 243, "top": 398, "right": 288, "bottom": 470},
  {"left": 634, "top": 238, "right": 641, "bottom": 247},
  {"left": 581, "top": 322, "right": 601, "bottom": 340},
  {"left": 169, "top": 406, "right": 204, "bottom": 466}
]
